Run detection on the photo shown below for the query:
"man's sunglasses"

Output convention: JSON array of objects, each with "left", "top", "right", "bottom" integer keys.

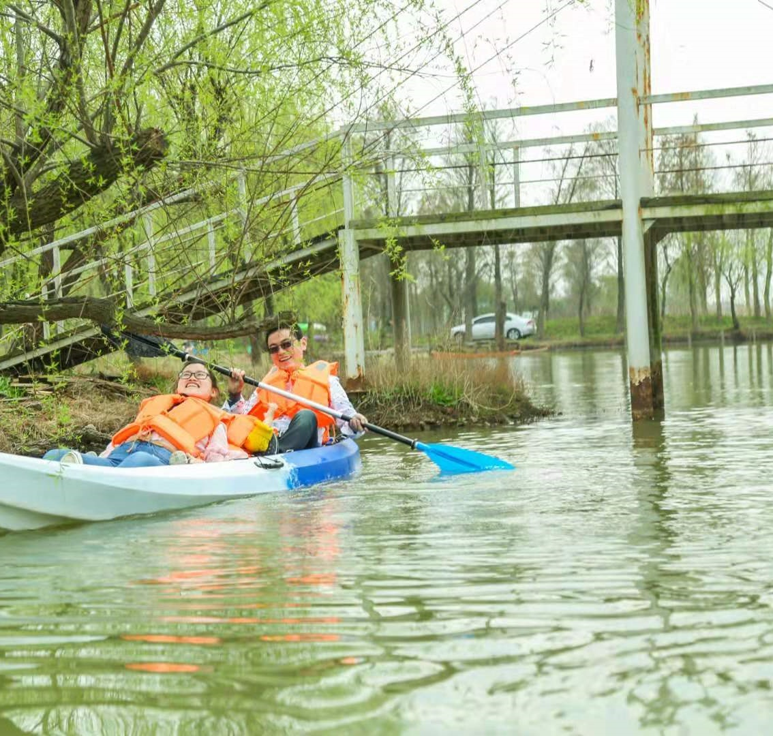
[{"left": 267, "top": 339, "right": 296, "bottom": 355}]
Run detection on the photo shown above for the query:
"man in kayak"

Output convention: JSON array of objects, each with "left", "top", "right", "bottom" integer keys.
[{"left": 226, "top": 318, "right": 367, "bottom": 453}]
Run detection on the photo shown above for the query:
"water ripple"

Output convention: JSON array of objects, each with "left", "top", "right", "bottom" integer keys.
[{"left": 2, "top": 346, "right": 773, "bottom": 731}]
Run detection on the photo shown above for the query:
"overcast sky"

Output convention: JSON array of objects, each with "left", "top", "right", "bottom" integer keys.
[{"left": 403, "top": 0, "right": 773, "bottom": 136}]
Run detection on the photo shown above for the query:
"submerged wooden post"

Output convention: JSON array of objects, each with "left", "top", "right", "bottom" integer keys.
[
  {"left": 615, "top": 0, "right": 661, "bottom": 418},
  {"left": 339, "top": 137, "right": 366, "bottom": 389}
]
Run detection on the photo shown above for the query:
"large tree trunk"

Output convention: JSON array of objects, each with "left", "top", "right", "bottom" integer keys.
[
  {"left": 0, "top": 296, "right": 265, "bottom": 340},
  {"left": 4, "top": 129, "right": 168, "bottom": 246},
  {"left": 729, "top": 285, "right": 740, "bottom": 331}
]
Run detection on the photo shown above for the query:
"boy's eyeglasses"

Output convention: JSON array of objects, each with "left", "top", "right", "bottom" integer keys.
[
  {"left": 178, "top": 370, "right": 210, "bottom": 380},
  {"left": 267, "top": 339, "right": 295, "bottom": 355}
]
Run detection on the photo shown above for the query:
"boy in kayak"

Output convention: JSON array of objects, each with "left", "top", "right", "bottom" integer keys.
[
  {"left": 226, "top": 318, "right": 368, "bottom": 453},
  {"left": 43, "top": 359, "right": 274, "bottom": 467}
]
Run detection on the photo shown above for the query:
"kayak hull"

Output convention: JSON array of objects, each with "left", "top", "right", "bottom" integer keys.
[{"left": 0, "top": 440, "right": 361, "bottom": 532}]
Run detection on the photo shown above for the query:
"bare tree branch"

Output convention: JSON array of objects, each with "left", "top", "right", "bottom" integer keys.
[
  {"left": 118, "top": 0, "right": 167, "bottom": 82},
  {"left": 0, "top": 297, "right": 257, "bottom": 340},
  {"left": 152, "top": 8, "right": 264, "bottom": 76},
  {"left": 6, "top": 5, "right": 63, "bottom": 46},
  {"left": 101, "top": 0, "right": 166, "bottom": 138}
]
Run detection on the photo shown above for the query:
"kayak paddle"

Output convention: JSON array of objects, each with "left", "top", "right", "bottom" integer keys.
[{"left": 104, "top": 328, "right": 515, "bottom": 474}]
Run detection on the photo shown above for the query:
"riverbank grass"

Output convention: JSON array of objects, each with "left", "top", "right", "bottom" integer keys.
[
  {"left": 0, "top": 376, "right": 153, "bottom": 457},
  {"left": 356, "top": 356, "right": 549, "bottom": 430}
]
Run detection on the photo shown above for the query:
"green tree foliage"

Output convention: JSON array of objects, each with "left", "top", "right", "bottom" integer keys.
[{"left": 0, "top": 0, "right": 453, "bottom": 348}]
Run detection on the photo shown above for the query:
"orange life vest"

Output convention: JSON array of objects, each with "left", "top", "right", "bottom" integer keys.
[
  {"left": 249, "top": 361, "right": 338, "bottom": 443},
  {"left": 113, "top": 395, "right": 274, "bottom": 457}
]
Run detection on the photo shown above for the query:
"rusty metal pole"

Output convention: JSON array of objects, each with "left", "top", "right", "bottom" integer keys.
[
  {"left": 339, "top": 137, "right": 366, "bottom": 390},
  {"left": 615, "top": 0, "right": 659, "bottom": 419}
]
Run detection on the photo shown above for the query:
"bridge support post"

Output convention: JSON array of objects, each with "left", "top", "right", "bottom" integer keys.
[
  {"left": 340, "top": 228, "right": 366, "bottom": 390},
  {"left": 615, "top": 0, "right": 662, "bottom": 418},
  {"left": 340, "top": 140, "right": 366, "bottom": 390}
]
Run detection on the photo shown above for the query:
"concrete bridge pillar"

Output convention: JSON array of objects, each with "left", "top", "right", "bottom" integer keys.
[
  {"left": 615, "top": 0, "right": 663, "bottom": 418},
  {"left": 339, "top": 138, "right": 366, "bottom": 390}
]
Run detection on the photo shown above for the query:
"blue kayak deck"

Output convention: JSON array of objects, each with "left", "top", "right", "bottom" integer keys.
[{"left": 282, "top": 439, "right": 361, "bottom": 488}]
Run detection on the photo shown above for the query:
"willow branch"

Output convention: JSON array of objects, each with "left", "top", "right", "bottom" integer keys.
[{"left": 152, "top": 8, "right": 264, "bottom": 76}]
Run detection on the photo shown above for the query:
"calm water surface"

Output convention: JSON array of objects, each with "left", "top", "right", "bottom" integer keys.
[{"left": 2, "top": 345, "right": 773, "bottom": 733}]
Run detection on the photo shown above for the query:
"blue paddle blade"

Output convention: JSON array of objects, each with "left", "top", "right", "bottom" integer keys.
[{"left": 415, "top": 442, "right": 514, "bottom": 475}]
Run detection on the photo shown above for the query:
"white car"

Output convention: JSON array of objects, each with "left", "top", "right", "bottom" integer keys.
[{"left": 450, "top": 313, "right": 536, "bottom": 341}]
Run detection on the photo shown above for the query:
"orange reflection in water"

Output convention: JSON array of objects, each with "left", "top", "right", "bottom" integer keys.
[
  {"left": 125, "top": 662, "right": 201, "bottom": 673},
  {"left": 260, "top": 633, "right": 340, "bottom": 642},
  {"left": 128, "top": 506, "right": 345, "bottom": 646},
  {"left": 159, "top": 615, "right": 340, "bottom": 625},
  {"left": 121, "top": 634, "right": 221, "bottom": 645},
  {"left": 135, "top": 564, "right": 264, "bottom": 586},
  {"left": 286, "top": 573, "right": 338, "bottom": 586}
]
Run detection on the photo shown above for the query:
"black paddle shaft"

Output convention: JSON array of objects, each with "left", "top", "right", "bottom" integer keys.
[{"left": 115, "top": 330, "right": 420, "bottom": 450}]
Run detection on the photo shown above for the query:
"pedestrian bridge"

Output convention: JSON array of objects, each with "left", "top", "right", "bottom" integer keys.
[{"left": 1, "top": 82, "right": 772, "bottom": 376}]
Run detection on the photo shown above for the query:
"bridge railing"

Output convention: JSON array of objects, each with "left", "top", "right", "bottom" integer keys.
[{"left": 343, "top": 83, "right": 773, "bottom": 222}]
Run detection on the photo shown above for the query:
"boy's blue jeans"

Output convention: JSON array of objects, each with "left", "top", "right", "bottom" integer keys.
[{"left": 43, "top": 441, "right": 172, "bottom": 468}]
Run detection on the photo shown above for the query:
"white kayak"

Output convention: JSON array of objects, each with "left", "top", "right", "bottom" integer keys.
[{"left": 0, "top": 440, "right": 361, "bottom": 532}]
